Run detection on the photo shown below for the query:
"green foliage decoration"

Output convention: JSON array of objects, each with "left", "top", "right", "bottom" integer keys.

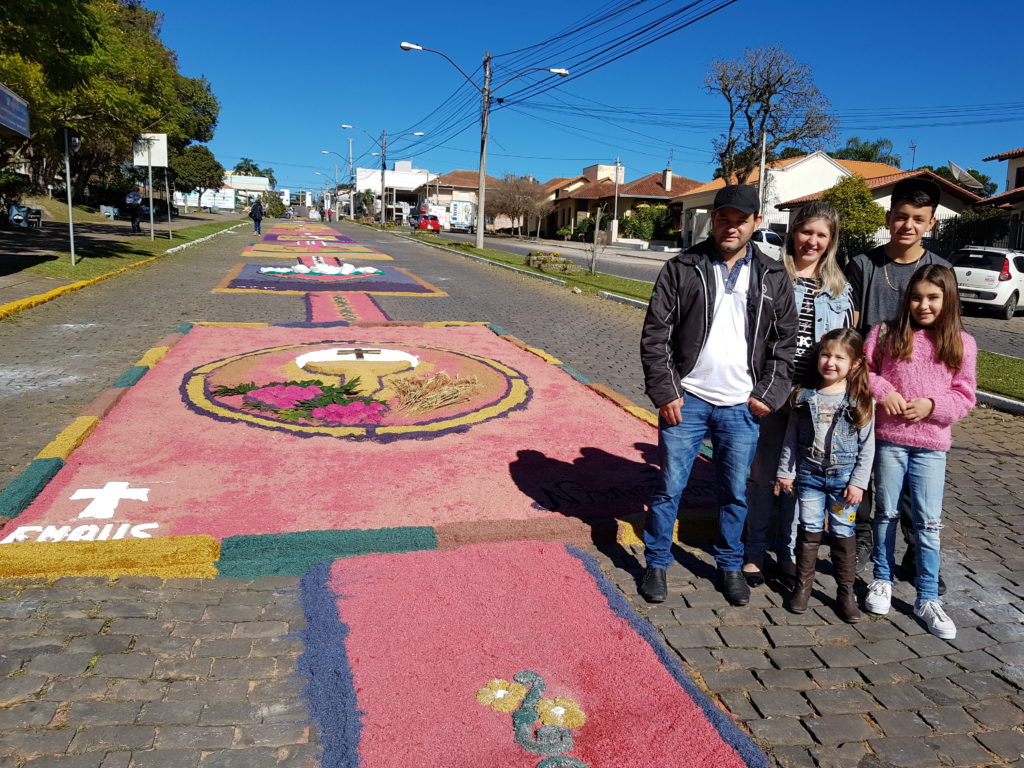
[{"left": 820, "top": 176, "right": 886, "bottom": 261}]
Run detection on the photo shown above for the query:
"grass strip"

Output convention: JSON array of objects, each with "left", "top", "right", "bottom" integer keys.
[
  {"left": 407, "top": 233, "right": 654, "bottom": 302},
  {"left": 977, "top": 350, "right": 1024, "bottom": 401},
  {"left": 23, "top": 218, "right": 244, "bottom": 280}
]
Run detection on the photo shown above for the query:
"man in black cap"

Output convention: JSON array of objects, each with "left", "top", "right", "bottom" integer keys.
[
  {"left": 844, "top": 175, "right": 950, "bottom": 595},
  {"left": 639, "top": 184, "right": 797, "bottom": 606}
]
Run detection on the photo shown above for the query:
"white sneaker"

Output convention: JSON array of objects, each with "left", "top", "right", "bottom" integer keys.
[
  {"left": 864, "top": 580, "right": 892, "bottom": 615},
  {"left": 915, "top": 600, "right": 957, "bottom": 639}
]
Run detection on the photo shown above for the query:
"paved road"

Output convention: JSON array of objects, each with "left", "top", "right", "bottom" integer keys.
[
  {"left": 434, "top": 230, "right": 1024, "bottom": 358},
  {"left": 0, "top": 222, "right": 1022, "bottom": 768}
]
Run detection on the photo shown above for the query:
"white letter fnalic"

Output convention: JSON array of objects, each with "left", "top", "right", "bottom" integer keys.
[{"left": 70, "top": 482, "right": 150, "bottom": 519}]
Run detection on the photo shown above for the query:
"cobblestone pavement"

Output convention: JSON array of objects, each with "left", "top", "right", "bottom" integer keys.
[{"left": 0, "top": 223, "right": 1022, "bottom": 767}]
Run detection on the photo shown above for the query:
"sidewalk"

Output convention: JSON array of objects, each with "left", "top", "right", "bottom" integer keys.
[{"left": 0, "top": 223, "right": 1021, "bottom": 767}]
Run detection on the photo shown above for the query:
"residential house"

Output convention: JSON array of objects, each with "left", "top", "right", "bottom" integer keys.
[
  {"left": 776, "top": 168, "right": 981, "bottom": 246},
  {"left": 672, "top": 151, "right": 903, "bottom": 247},
  {"left": 977, "top": 147, "right": 1024, "bottom": 248},
  {"left": 548, "top": 164, "right": 701, "bottom": 238},
  {"left": 411, "top": 168, "right": 502, "bottom": 229}
]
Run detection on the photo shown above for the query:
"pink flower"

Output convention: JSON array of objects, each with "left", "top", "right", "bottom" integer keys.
[
  {"left": 312, "top": 401, "right": 386, "bottom": 425},
  {"left": 245, "top": 384, "right": 323, "bottom": 410}
]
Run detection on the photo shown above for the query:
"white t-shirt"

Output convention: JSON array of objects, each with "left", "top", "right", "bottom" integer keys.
[{"left": 680, "top": 261, "right": 754, "bottom": 406}]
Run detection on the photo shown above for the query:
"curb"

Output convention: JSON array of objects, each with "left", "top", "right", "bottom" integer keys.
[
  {"left": 598, "top": 291, "right": 649, "bottom": 310},
  {"left": 0, "top": 221, "right": 245, "bottom": 322},
  {"left": 977, "top": 390, "right": 1024, "bottom": 416}
]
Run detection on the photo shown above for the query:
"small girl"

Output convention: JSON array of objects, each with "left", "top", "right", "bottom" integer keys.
[
  {"left": 863, "top": 265, "right": 976, "bottom": 639},
  {"left": 777, "top": 328, "right": 875, "bottom": 623}
]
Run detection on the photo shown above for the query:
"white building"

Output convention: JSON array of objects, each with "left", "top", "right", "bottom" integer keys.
[
  {"left": 355, "top": 160, "right": 437, "bottom": 222},
  {"left": 173, "top": 186, "right": 236, "bottom": 210}
]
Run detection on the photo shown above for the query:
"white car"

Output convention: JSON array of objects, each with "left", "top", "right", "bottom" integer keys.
[
  {"left": 951, "top": 246, "right": 1024, "bottom": 320},
  {"left": 751, "top": 228, "right": 785, "bottom": 260}
]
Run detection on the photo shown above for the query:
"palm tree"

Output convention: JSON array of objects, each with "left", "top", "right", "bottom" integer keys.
[
  {"left": 233, "top": 157, "right": 261, "bottom": 175},
  {"left": 830, "top": 137, "right": 901, "bottom": 168}
]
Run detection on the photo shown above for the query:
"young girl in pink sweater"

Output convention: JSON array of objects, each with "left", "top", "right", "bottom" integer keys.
[{"left": 862, "top": 265, "right": 976, "bottom": 639}]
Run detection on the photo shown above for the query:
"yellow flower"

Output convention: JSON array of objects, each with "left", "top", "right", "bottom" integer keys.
[
  {"left": 536, "top": 696, "right": 586, "bottom": 728},
  {"left": 476, "top": 679, "right": 526, "bottom": 713}
]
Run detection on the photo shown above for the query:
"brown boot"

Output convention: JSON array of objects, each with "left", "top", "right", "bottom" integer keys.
[
  {"left": 831, "top": 534, "right": 862, "bottom": 623},
  {"left": 786, "top": 528, "right": 822, "bottom": 614}
]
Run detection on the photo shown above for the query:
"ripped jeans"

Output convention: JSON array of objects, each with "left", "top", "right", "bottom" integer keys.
[{"left": 872, "top": 441, "right": 947, "bottom": 604}]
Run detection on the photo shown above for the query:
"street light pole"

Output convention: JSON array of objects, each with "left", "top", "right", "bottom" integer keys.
[
  {"left": 348, "top": 137, "right": 354, "bottom": 218},
  {"left": 400, "top": 41, "right": 567, "bottom": 251},
  {"left": 380, "top": 130, "right": 387, "bottom": 224}
]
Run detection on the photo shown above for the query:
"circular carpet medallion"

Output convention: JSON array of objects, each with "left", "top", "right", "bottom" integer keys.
[{"left": 182, "top": 341, "right": 531, "bottom": 440}]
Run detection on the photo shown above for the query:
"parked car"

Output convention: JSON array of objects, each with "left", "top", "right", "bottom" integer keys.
[
  {"left": 411, "top": 214, "right": 441, "bottom": 232},
  {"left": 751, "top": 228, "right": 784, "bottom": 260},
  {"left": 951, "top": 245, "right": 1024, "bottom": 320}
]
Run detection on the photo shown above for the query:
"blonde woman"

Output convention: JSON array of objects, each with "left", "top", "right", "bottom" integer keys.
[{"left": 743, "top": 201, "right": 854, "bottom": 588}]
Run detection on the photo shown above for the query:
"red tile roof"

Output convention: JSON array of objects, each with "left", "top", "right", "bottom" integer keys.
[
  {"left": 621, "top": 171, "right": 702, "bottom": 198},
  {"left": 561, "top": 179, "right": 617, "bottom": 200},
  {"left": 776, "top": 169, "right": 981, "bottom": 210},
  {"left": 975, "top": 185, "right": 1024, "bottom": 207},
  {"left": 982, "top": 148, "right": 1024, "bottom": 162},
  {"left": 429, "top": 169, "right": 502, "bottom": 189},
  {"left": 541, "top": 176, "right": 572, "bottom": 192}
]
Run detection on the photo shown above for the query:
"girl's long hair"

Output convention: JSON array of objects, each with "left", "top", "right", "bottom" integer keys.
[
  {"left": 880, "top": 264, "right": 964, "bottom": 371},
  {"left": 783, "top": 201, "right": 846, "bottom": 298},
  {"left": 794, "top": 328, "right": 873, "bottom": 429}
]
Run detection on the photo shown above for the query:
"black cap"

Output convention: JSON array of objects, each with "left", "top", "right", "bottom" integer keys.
[
  {"left": 891, "top": 177, "right": 940, "bottom": 207},
  {"left": 713, "top": 184, "right": 759, "bottom": 215}
]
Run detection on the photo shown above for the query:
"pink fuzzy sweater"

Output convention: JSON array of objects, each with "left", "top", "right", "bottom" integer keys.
[{"left": 864, "top": 325, "right": 977, "bottom": 452}]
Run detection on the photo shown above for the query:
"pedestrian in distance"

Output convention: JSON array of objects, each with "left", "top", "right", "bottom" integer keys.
[
  {"left": 249, "top": 198, "right": 264, "bottom": 235},
  {"left": 327, "top": 207, "right": 333, "bottom": 223},
  {"left": 862, "top": 265, "right": 976, "bottom": 639},
  {"left": 743, "top": 201, "right": 854, "bottom": 590},
  {"left": 777, "top": 328, "right": 875, "bottom": 623},
  {"left": 125, "top": 187, "right": 143, "bottom": 233},
  {"left": 844, "top": 177, "right": 951, "bottom": 589},
  {"left": 638, "top": 184, "right": 798, "bottom": 607}
]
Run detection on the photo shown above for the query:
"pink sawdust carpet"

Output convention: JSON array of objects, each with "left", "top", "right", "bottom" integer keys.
[
  {"left": 299, "top": 541, "right": 767, "bottom": 767},
  {"left": 2, "top": 326, "right": 657, "bottom": 543}
]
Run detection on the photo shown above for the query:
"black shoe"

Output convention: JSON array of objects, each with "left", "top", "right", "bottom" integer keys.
[
  {"left": 855, "top": 535, "right": 873, "bottom": 574},
  {"left": 639, "top": 567, "right": 667, "bottom": 603},
  {"left": 718, "top": 570, "right": 750, "bottom": 606},
  {"left": 742, "top": 567, "right": 765, "bottom": 588}
]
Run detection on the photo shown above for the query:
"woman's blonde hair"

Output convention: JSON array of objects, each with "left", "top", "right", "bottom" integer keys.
[{"left": 783, "top": 201, "right": 846, "bottom": 298}]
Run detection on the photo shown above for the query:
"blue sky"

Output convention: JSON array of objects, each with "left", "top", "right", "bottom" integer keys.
[{"left": 148, "top": 0, "right": 1023, "bottom": 195}]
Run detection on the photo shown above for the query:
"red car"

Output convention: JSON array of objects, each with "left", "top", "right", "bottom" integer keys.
[{"left": 411, "top": 213, "right": 441, "bottom": 232}]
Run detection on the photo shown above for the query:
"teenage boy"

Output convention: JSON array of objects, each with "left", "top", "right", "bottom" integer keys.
[
  {"left": 845, "top": 177, "right": 950, "bottom": 588},
  {"left": 639, "top": 185, "right": 797, "bottom": 606}
]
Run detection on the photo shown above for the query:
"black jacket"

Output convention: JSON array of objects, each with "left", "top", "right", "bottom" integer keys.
[{"left": 640, "top": 237, "right": 798, "bottom": 411}]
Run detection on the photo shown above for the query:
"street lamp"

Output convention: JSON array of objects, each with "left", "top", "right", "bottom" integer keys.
[
  {"left": 342, "top": 124, "right": 424, "bottom": 225},
  {"left": 401, "top": 41, "right": 568, "bottom": 249}
]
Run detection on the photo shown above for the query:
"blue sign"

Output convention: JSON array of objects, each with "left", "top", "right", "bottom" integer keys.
[{"left": 0, "top": 83, "right": 30, "bottom": 138}]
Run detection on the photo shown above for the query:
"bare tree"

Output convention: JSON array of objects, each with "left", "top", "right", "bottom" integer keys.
[
  {"left": 487, "top": 174, "right": 542, "bottom": 237},
  {"left": 585, "top": 204, "right": 607, "bottom": 273},
  {"left": 706, "top": 46, "right": 836, "bottom": 184}
]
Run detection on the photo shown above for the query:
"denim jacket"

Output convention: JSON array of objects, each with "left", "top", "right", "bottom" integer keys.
[
  {"left": 794, "top": 280, "right": 854, "bottom": 344},
  {"left": 777, "top": 388, "right": 875, "bottom": 489}
]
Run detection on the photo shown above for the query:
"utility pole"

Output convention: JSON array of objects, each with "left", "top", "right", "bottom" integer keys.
[
  {"left": 475, "top": 51, "right": 492, "bottom": 249},
  {"left": 62, "top": 128, "right": 76, "bottom": 266},
  {"left": 380, "top": 130, "right": 387, "bottom": 225},
  {"left": 611, "top": 156, "right": 621, "bottom": 244},
  {"left": 909, "top": 140, "right": 917, "bottom": 169},
  {"left": 757, "top": 126, "right": 768, "bottom": 214},
  {"left": 348, "top": 137, "right": 354, "bottom": 218}
]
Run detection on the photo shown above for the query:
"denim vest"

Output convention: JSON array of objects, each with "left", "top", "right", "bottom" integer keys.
[
  {"left": 792, "top": 388, "right": 860, "bottom": 467},
  {"left": 794, "top": 280, "right": 853, "bottom": 343}
]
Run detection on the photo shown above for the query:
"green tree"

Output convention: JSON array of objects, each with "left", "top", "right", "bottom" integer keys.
[
  {"left": 706, "top": 45, "right": 835, "bottom": 183},
  {"left": 233, "top": 157, "right": 261, "bottom": 175},
  {"left": 0, "top": 0, "right": 99, "bottom": 92},
  {"left": 260, "top": 190, "right": 286, "bottom": 217},
  {"left": 820, "top": 176, "right": 886, "bottom": 262},
  {"left": 918, "top": 165, "right": 997, "bottom": 197},
  {"left": 169, "top": 145, "right": 224, "bottom": 207},
  {"left": 619, "top": 204, "right": 671, "bottom": 241},
  {"left": 830, "top": 137, "right": 901, "bottom": 168}
]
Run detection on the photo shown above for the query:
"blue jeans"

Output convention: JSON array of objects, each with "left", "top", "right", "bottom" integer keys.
[
  {"left": 644, "top": 394, "right": 760, "bottom": 571},
  {"left": 253, "top": 219, "right": 261, "bottom": 234},
  {"left": 795, "top": 462, "right": 857, "bottom": 538},
  {"left": 872, "top": 441, "right": 946, "bottom": 604},
  {"left": 745, "top": 406, "right": 797, "bottom": 564}
]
